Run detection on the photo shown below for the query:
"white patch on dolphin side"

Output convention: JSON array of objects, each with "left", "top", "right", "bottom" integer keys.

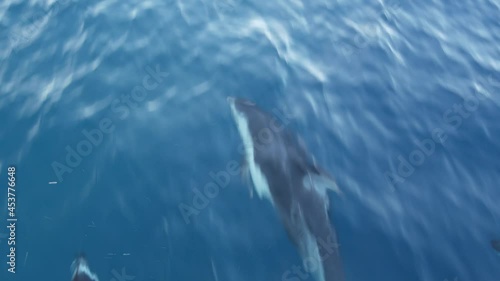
[{"left": 229, "top": 102, "right": 274, "bottom": 204}]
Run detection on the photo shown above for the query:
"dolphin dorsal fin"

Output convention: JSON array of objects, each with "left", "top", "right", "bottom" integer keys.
[
  {"left": 303, "top": 163, "right": 342, "bottom": 196},
  {"left": 307, "top": 171, "right": 341, "bottom": 195}
]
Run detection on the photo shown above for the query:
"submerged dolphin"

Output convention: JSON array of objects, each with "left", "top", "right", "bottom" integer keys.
[
  {"left": 71, "top": 254, "right": 99, "bottom": 281},
  {"left": 493, "top": 240, "right": 500, "bottom": 253},
  {"left": 228, "top": 97, "right": 345, "bottom": 281}
]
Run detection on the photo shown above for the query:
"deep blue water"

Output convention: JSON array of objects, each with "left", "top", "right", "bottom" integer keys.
[{"left": 1, "top": 0, "right": 500, "bottom": 280}]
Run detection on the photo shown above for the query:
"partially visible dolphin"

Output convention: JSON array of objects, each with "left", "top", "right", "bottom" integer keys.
[
  {"left": 227, "top": 97, "right": 345, "bottom": 281},
  {"left": 492, "top": 240, "right": 500, "bottom": 253},
  {"left": 71, "top": 254, "right": 99, "bottom": 281}
]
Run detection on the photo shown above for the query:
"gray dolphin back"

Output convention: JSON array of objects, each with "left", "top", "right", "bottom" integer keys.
[{"left": 228, "top": 97, "right": 345, "bottom": 281}]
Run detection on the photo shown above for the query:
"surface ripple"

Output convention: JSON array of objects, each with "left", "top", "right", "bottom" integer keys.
[{"left": 0, "top": 0, "right": 499, "bottom": 280}]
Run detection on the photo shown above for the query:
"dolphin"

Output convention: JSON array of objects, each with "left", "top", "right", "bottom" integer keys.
[
  {"left": 227, "top": 97, "right": 345, "bottom": 281},
  {"left": 71, "top": 254, "right": 99, "bottom": 281},
  {"left": 492, "top": 240, "right": 500, "bottom": 253}
]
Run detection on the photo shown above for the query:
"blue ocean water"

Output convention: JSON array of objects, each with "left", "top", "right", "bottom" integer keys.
[{"left": 1, "top": 0, "right": 500, "bottom": 280}]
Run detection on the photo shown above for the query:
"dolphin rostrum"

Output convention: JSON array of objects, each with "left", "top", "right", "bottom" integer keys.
[{"left": 228, "top": 97, "right": 345, "bottom": 281}]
